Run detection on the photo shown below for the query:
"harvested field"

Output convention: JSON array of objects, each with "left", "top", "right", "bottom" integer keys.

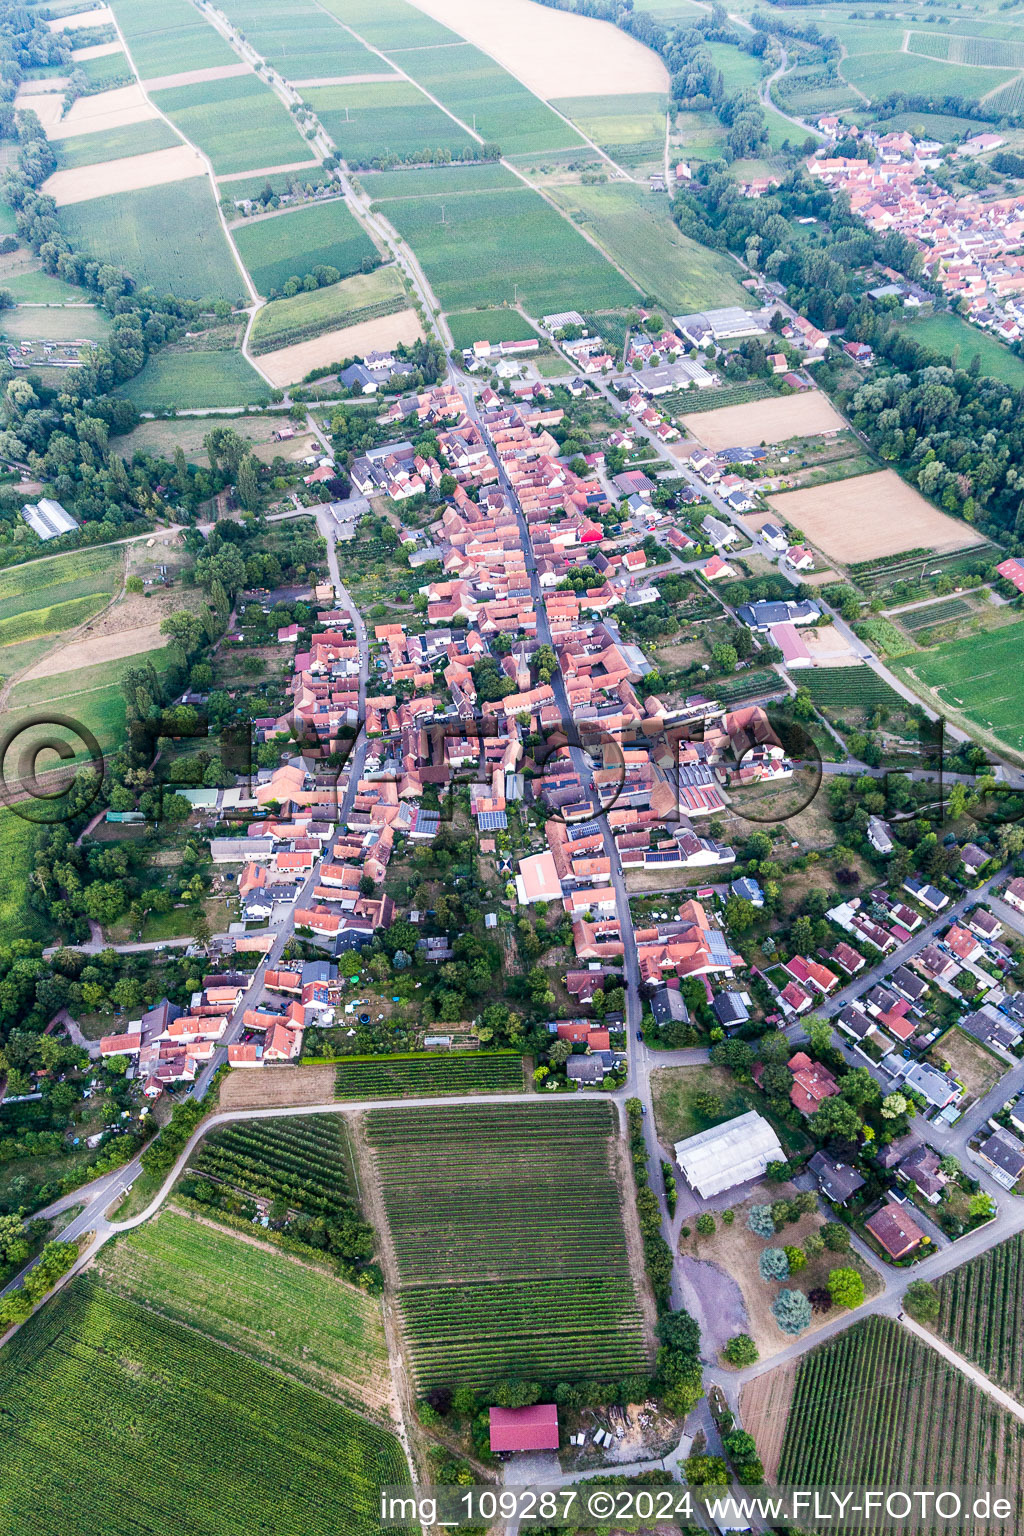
[
  {"left": 142, "top": 62, "right": 253, "bottom": 91},
  {"left": 218, "top": 1063, "right": 337, "bottom": 1109},
  {"left": 766, "top": 471, "right": 986, "bottom": 563},
  {"left": 403, "top": 0, "right": 668, "bottom": 98},
  {"left": 43, "top": 147, "right": 205, "bottom": 204},
  {"left": 46, "top": 3, "right": 114, "bottom": 29},
  {"left": 72, "top": 41, "right": 123, "bottom": 61},
  {"left": 13, "top": 90, "right": 66, "bottom": 135},
  {"left": 257, "top": 308, "right": 423, "bottom": 387},
  {"left": 49, "top": 83, "right": 159, "bottom": 138},
  {"left": 681, "top": 391, "right": 847, "bottom": 450},
  {"left": 23, "top": 619, "right": 166, "bottom": 680},
  {"left": 249, "top": 265, "right": 406, "bottom": 353},
  {"left": 740, "top": 1363, "right": 797, "bottom": 1481}
]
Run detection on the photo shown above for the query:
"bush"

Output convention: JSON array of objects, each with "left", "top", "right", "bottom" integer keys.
[
  {"left": 772, "top": 1288, "right": 812, "bottom": 1334},
  {"left": 828, "top": 1266, "right": 865, "bottom": 1309},
  {"left": 821, "top": 1221, "right": 851, "bottom": 1251},
  {"left": 784, "top": 1244, "right": 807, "bottom": 1273},
  {"left": 904, "top": 1279, "right": 940, "bottom": 1324},
  {"left": 696, "top": 1212, "right": 716, "bottom": 1236},
  {"left": 758, "top": 1246, "right": 790, "bottom": 1282},
  {"left": 723, "top": 1333, "right": 759, "bottom": 1367},
  {"left": 747, "top": 1203, "right": 775, "bottom": 1239}
]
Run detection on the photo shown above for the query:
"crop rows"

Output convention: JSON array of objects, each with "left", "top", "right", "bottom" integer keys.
[
  {"left": 779, "top": 1316, "right": 1024, "bottom": 1525},
  {"left": 249, "top": 294, "right": 406, "bottom": 356},
  {"left": 0, "top": 1279, "right": 408, "bottom": 1536},
  {"left": 899, "top": 598, "right": 973, "bottom": 632},
  {"left": 365, "top": 1102, "right": 648, "bottom": 1388},
  {"left": 333, "top": 1051, "right": 524, "bottom": 1099},
  {"left": 190, "top": 1115, "right": 352, "bottom": 1217},
  {"left": 673, "top": 379, "right": 775, "bottom": 414},
  {"left": 935, "top": 1234, "right": 1024, "bottom": 1397},
  {"left": 800, "top": 668, "right": 904, "bottom": 710}
]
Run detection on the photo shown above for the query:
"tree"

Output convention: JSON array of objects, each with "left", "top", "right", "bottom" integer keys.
[
  {"left": 724, "top": 895, "right": 756, "bottom": 933},
  {"left": 784, "top": 1244, "right": 807, "bottom": 1274},
  {"left": 657, "top": 1308, "right": 700, "bottom": 1360},
  {"left": 722, "top": 1333, "right": 758, "bottom": 1367},
  {"left": 725, "top": 1431, "right": 758, "bottom": 1464},
  {"left": 821, "top": 1221, "right": 851, "bottom": 1252},
  {"left": 828, "top": 1267, "right": 865, "bottom": 1309},
  {"left": 758, "top": 1246, "right": 790, "bottom": 1281},
  {"left": 694, "top": 1090, "right": 724, "bottom": 1119},
  {"left": 840, "top": 1066, "right": 881, "bottom": 1108},
  {"left": 808, "top": 1287, "right": 833, "bottom": 1313},
  {"left": 809, "top": 1096, "right": 863, "bottom": 1146},
  {"left": 803, "top": 1230, "right": 825, "bottom": 1258},
  {"left": 904, "top": 1279, "right": 940, "bottom": 1324},
  {"left": 712, "top": 642, "right": 738, "bottom": 672},
  {"left": 969, "top": 1192, "right": 996, "bottom": 1222},
  {"left": 0, "top": 1214, "right": 29, "bottom": 1264},
  {"left": 765, "top": 1159, "right": 792, "bottom": 1182},
  {"left": 696, "top": 1212, "right": 716, "bottom": 1236},
  {"left": 772, "top": 1289, "right": 812, "bottom": 1335},
  {"left": 747, "top": 1204, "right": 775, "bottom": 1239},
  {"left": 684, "top": 1455, "right": 729, "bottom": 1486},
  {"left": 881, "top": 1091, "right": 909, "bottom": 1120}
]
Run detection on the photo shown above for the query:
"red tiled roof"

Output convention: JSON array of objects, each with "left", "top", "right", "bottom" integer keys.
[{"left": 489, "top": 1404, "right": 559, "bottom": 1453}]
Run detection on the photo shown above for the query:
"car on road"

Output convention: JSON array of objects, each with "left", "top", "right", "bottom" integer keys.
[{"left": 636, "top": 1030, "right": 643, "bottom": 1041}]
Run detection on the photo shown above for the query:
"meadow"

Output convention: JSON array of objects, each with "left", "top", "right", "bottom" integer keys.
[
  {"left": 115, "top": 346, "right": 270, "bottom": 409},
  {"left": 706, "top": 41, "right": 765, "bottom": 95},
  {"left": 214, "top": 0, "right": 381, "bottom": 80},
  {"left": 233, "top": 198, "right": 377, "bottom": 296},
  {"left": 59, "top": 179, "right": 244, "bottom": 301},
  {"left": 333, "top": 1051, "right": 525, "bottom": 1098},
  {"left": 4, "top": 270, "right": 96, "bottom": 303},
  {"left": 93, "top": 1210, "right": 389, "bottom": 1412},
  {"left": 54, "top": 117, "right": 179, "bottom": 171},
  {"left": 385, "top": 41, "right": 584, "bottom": 156},
  {"left": 305, "top": 79, "right": 476, "bottom": 167},
  {"left": 249, "top": 264, "right": 406, "bottom": 354},
  {"left": 550, "top": 93, "right": 667, "bottom": 168},
  {"left": 548, "top": 181, "right": 750, "bottom": 312},
  {"left": 152, "top": 75, "right": 309, "bottom": 177},
  {"left": 780, "top": 1316, "right": 1024, "bottom": 1509},
  {"left": 3, "top": 307, "right": 110, "bottom": 346},
  {"left": 0, "top": 1279, "right": 407, "bottom": 1536},
  {"left": 366, "top": 1100, "right": 650, "bottom": 1389},
  {"left": 896, "top": 623, "right": 1024, "bottom": 757},
  {"left": 370, "top": 181, "right": 635, "bottom": 315},
  {"left": 447, "top": 307, "right": 540, "bottom": 349},
  {"left": 108, "top": 0, "right": 238, "bottom": 78},
  {"left": 900, "top": 310, "right": 1024, "bottom": 387}
]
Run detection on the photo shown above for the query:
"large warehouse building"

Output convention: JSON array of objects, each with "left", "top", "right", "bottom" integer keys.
[{"left": 674, "top": 1110, "right": 784, "bottom": 1198}]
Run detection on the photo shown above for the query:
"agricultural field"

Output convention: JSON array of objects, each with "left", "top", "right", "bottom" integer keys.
[
  {"left": 550, "top": 92, "right": 668, "bottom": 168},
  {"left": 0, "top": 545, "right": 121, "bottom": 641},
  {"left": 369, "top": 180, "right": 635, "bottom": 316},
  {"left": 706, "top": 40, "right": 765, "bottom": 95},
  {"left": 361, "top": 161, "right": 520, "bottom": 200},
  {"left": 548, "top": 182, "right": 750, "bottom": 312},
  {"left": 115, "top": 345, "right": 270, "bottom": 409},
  {"left": 682, "top": 391, "right": 846, "bottom": 451},
  {"left": 0, "top": 810, "right": 51, "bottom": 946},
  {"left": 767, "top": 471, "right": 985, "bottom": 564},
  {"left": 220, "top": 166, "right": 332, "bottom": 202},
  {"left": 446, "top": 307, "right": 540, "bottom": 350},
  {"left": 233, "top": 199, "right": 377, "bottom": 296},
  {"left": 842, "top": 41, "right": 1018, "bottom": 103},
  {"left": 779, "top": 1316, "right": 1024, "bottom": 1510},
  {"left": 108, "top": 0, "right": 239, "bottom": 78},
  {"left": 365, "top": 1100, "right": 650, "bottom": 1388},
  {"left": 319, "top": 0, "right": 462, "bottom": 50},
  {"left": 59, "top": 178, "right": 245, "bottom": 301},
  {"left": 894, "top": 622, "right": 1024, "bottom": 758},
  {"left": 333, "top": 1051, "right": 525, "bottom": 1098},
  {"left": 151, "top": 75, "right": 309, "bottom": 177},
  {"left": 214, "top": 0, "right": 381, "bottom": 80},
  {"left": 899, "top": 310, "right": 1024, "bottom": 388},
  {"left": 935, "top": 1233, "right": 1024, "bottom": 1395},
  {"left": 2, "top": 270, "right": 94, "bottom": 304},
  {"left": 0, "top": 1279, "right": 408, "bottom": 1536},
  {"left": 189, "top": 1115, "right": 359, "bottom": 1222},
  {"left": 383, "top": 41, "right": 584, "bottom": 156},
  {"left": 257, "top": 307, "right": 422, "bottom": 387},
  {"left": 93, "top": 1210, "right": 390, "bottom": 1413},
  {"left": 898, "top": 597, "right": 975, "bottom": 634},
  {"left": 250, "top": 264, "right": 407, "bottom": 354},
  {"left": 798, "top": 666, "right": 907, "bottom": 711},
  {"left": 0, "top": 592, "right": 109, "bottom": 648},
  {"left": 76, "top": 48, "right": 132, "bottom": 89},
  {"left": 304, "top": 79, "right": 476, "bottom": 166}
]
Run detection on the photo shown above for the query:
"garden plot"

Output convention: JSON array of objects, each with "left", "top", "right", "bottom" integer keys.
[
  {"left": 681, "top": 391, "right": 847, "bottom": 451},
  {"left": 766, "top": 471, "right": 985, "bottom": 563},
  {"left": 43, "top": 146, "right": 205, "bottom": 204},
  {"left": 404, "top": 0, "right": 669, "bottom": 99}
]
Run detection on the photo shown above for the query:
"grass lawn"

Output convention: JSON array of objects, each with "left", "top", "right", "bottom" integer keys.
[
  {"left": 93, "top": 1210, "right": 390, "bottom": 1414},
  {"left": 899, "top": 310, "right": 1024, "bottom": 387},
  {"left": 233, "top": 199, "right": 377, "bottom": 297},
  {"left": 3, "top": 270, "right": 94, "bottom": 303},
  {"left": 152, "top": 75, "right": 308, "bottom": 177},
  {"left": 1, "top": 305, "right": 110, "bottom": 342},
  {"left": 653, "top": 1064, "right": 809, "bottom": 1158},
  {"left": 59, "top": 179, "right": 245, "bottom": 302},
  {"left": 249, "top": 264, "right": 406, "bottom": 353},
  {"left": 115, "top": 346, "right": 270, "bottom": 409},
  {"left": 706, "top": 41, "right": 765, "bottom": 95},
  {"left": 548, "top": 180, "right": 751, "bottom": 312}
]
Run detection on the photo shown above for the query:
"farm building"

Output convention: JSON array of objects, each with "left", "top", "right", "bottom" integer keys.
[
  {"left": 489, "top": 1403, "right": 559, "bottom": 1454},
  {"left": 673, "top": 1110, "right": 784, "bottom": 1198}
]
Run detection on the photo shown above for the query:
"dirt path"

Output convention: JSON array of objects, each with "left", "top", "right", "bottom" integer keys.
[
  {"left": 611, "top": 1120, "right": 659, "bottom": 1365},
  {"left": 739, "top": 1360, "right": 796, "bottom": 1480},
  {"left": 217, "top": 158, "right": 322, "bottom": 183}
]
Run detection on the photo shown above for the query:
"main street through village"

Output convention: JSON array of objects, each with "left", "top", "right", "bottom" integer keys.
[{"left": 6, "top": 343, "right": 1024, "bottom": 1536}]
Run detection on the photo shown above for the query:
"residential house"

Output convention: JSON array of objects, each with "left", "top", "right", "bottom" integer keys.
[
  {"left": 865, "top": 1200, "right": 927, "bottom": 1260},
  {"left": 808, "top": 1150, "right": 865, "bottom": 1204},
  {"left": 977, "top": 1127, "right": 1024, "bottom": 1189}
]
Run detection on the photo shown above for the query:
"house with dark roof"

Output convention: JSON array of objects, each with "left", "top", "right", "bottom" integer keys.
[
  {"left": 808, "top": 1150, "right": 865, "bottom": 1205},
  {"left": 977, "top": 1127, "right": 1024, "bottom": 1188},
  {"left": 897, "top": 1142, "right": 946, "bottom": 1203},
  {"left": 712, "top": 990, "right": 751, "bottom": 1029},
  {"left": 960, "top": 1005, "right": 1022, "bottom": 1054},
  {"left": 960, "top": 843, "right": 989, "bottom": 878},
  {"left": 903, "top": 877, "right": 948, "bottom": 912}
]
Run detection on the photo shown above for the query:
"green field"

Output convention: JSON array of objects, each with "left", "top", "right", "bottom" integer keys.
[
  {"left": 842, "top": 47, "right": 1017, "bottom": 102},
  {"left": 366, "top": 1100, "right": 649, "bottom": 1389},
  {"left": 9, "top": 645, "right": 174, "bottom": 712},
  {"left": 0, "top": 592, "right": 108, "bottom": 647},
  {"left": 3, "top": 270, "right": 94, "bottom": 303},
  {"left": 76, "top": 49, "right": 133, "bottom": 88},
  {"left": 108, "top": 0, "right": 238, "bottom": 77},
  {"left": 447, "top": 308, "right": 540, "bottom": 350},
  {"left": 385, "top": 41, "right": 584, "bottom": 156},
  {"left": 54, "top": 118, "right": 180, "bottom": 171},
  {"left": 935, "top": 1233, "right": 1024, "bottom": 1396},
  {"left": 115, "top": 346, "right": 270, "bottom": 408},
  {"left": 780, "top": 1316, "right": 1024, "bottom": 1497},
  {"left": 189, "top": 1115, "right": 359, "bottom": 1222},
  {"left": 93, "top": 1210, "right": 388, "bottom": 1410},
  {"left": 0, "top": 1279, "right": 407, "bottom": 1536},
  {"left": 1, "top": 305, "right": 110, "bottom": 342},
  {"left": 798, "top": 667, "right": 907, "bottom": 710},
  {"left": 900, "top": 311, "right": 1024, "bottom": 387},
  {"left": 895, "top": 623, "right": 1024, "bottom": 757},
  {"left": 233, "top": 198, "right": 377, "bottom": 296},
  {"left": 361, "top": 162, "right": 520, "bottom": 200},
  {"left": 152, "top": 75, "right": 309, "bottom": 176},
  {"left": 333, "top": 1051, "right": 525, "bottom": 1098},
  {"left": 550, "top": 93, "right": 667, "bottom": 168},
  {"left": 305, "top": 79, "right": 476, "bottom": 167},
  {"left": 215, "top": 0, "right": 380, "bottom": 79},
  {"left": 319, "top": 0, "right": 462, "bottom": 50},
  {"left": 899, "top": 597, "right": 975, "bottom": 632},
  {"left": 59, "top": 179, "right": 244, "bottom": 301},
  {"left": 706, "top": 41, "right": 765, "bottom": 95},
  {"left": 250, "top": 264, "right": 407, "bottom": 353},
  {"left": 548, "top": 181, "right": 751, "bottom": 312},
  {"left": 369, "top": 179, "right": 634, "bottom": 316},
  {"left": 0, "top": 810, "right": 50, "bottom": 946},
  {"left": 0, "top": 546, "right": 121, "bottom": 622},
  {"left": 906, "top": 29, "right": 1024, "bottom": 68}
]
